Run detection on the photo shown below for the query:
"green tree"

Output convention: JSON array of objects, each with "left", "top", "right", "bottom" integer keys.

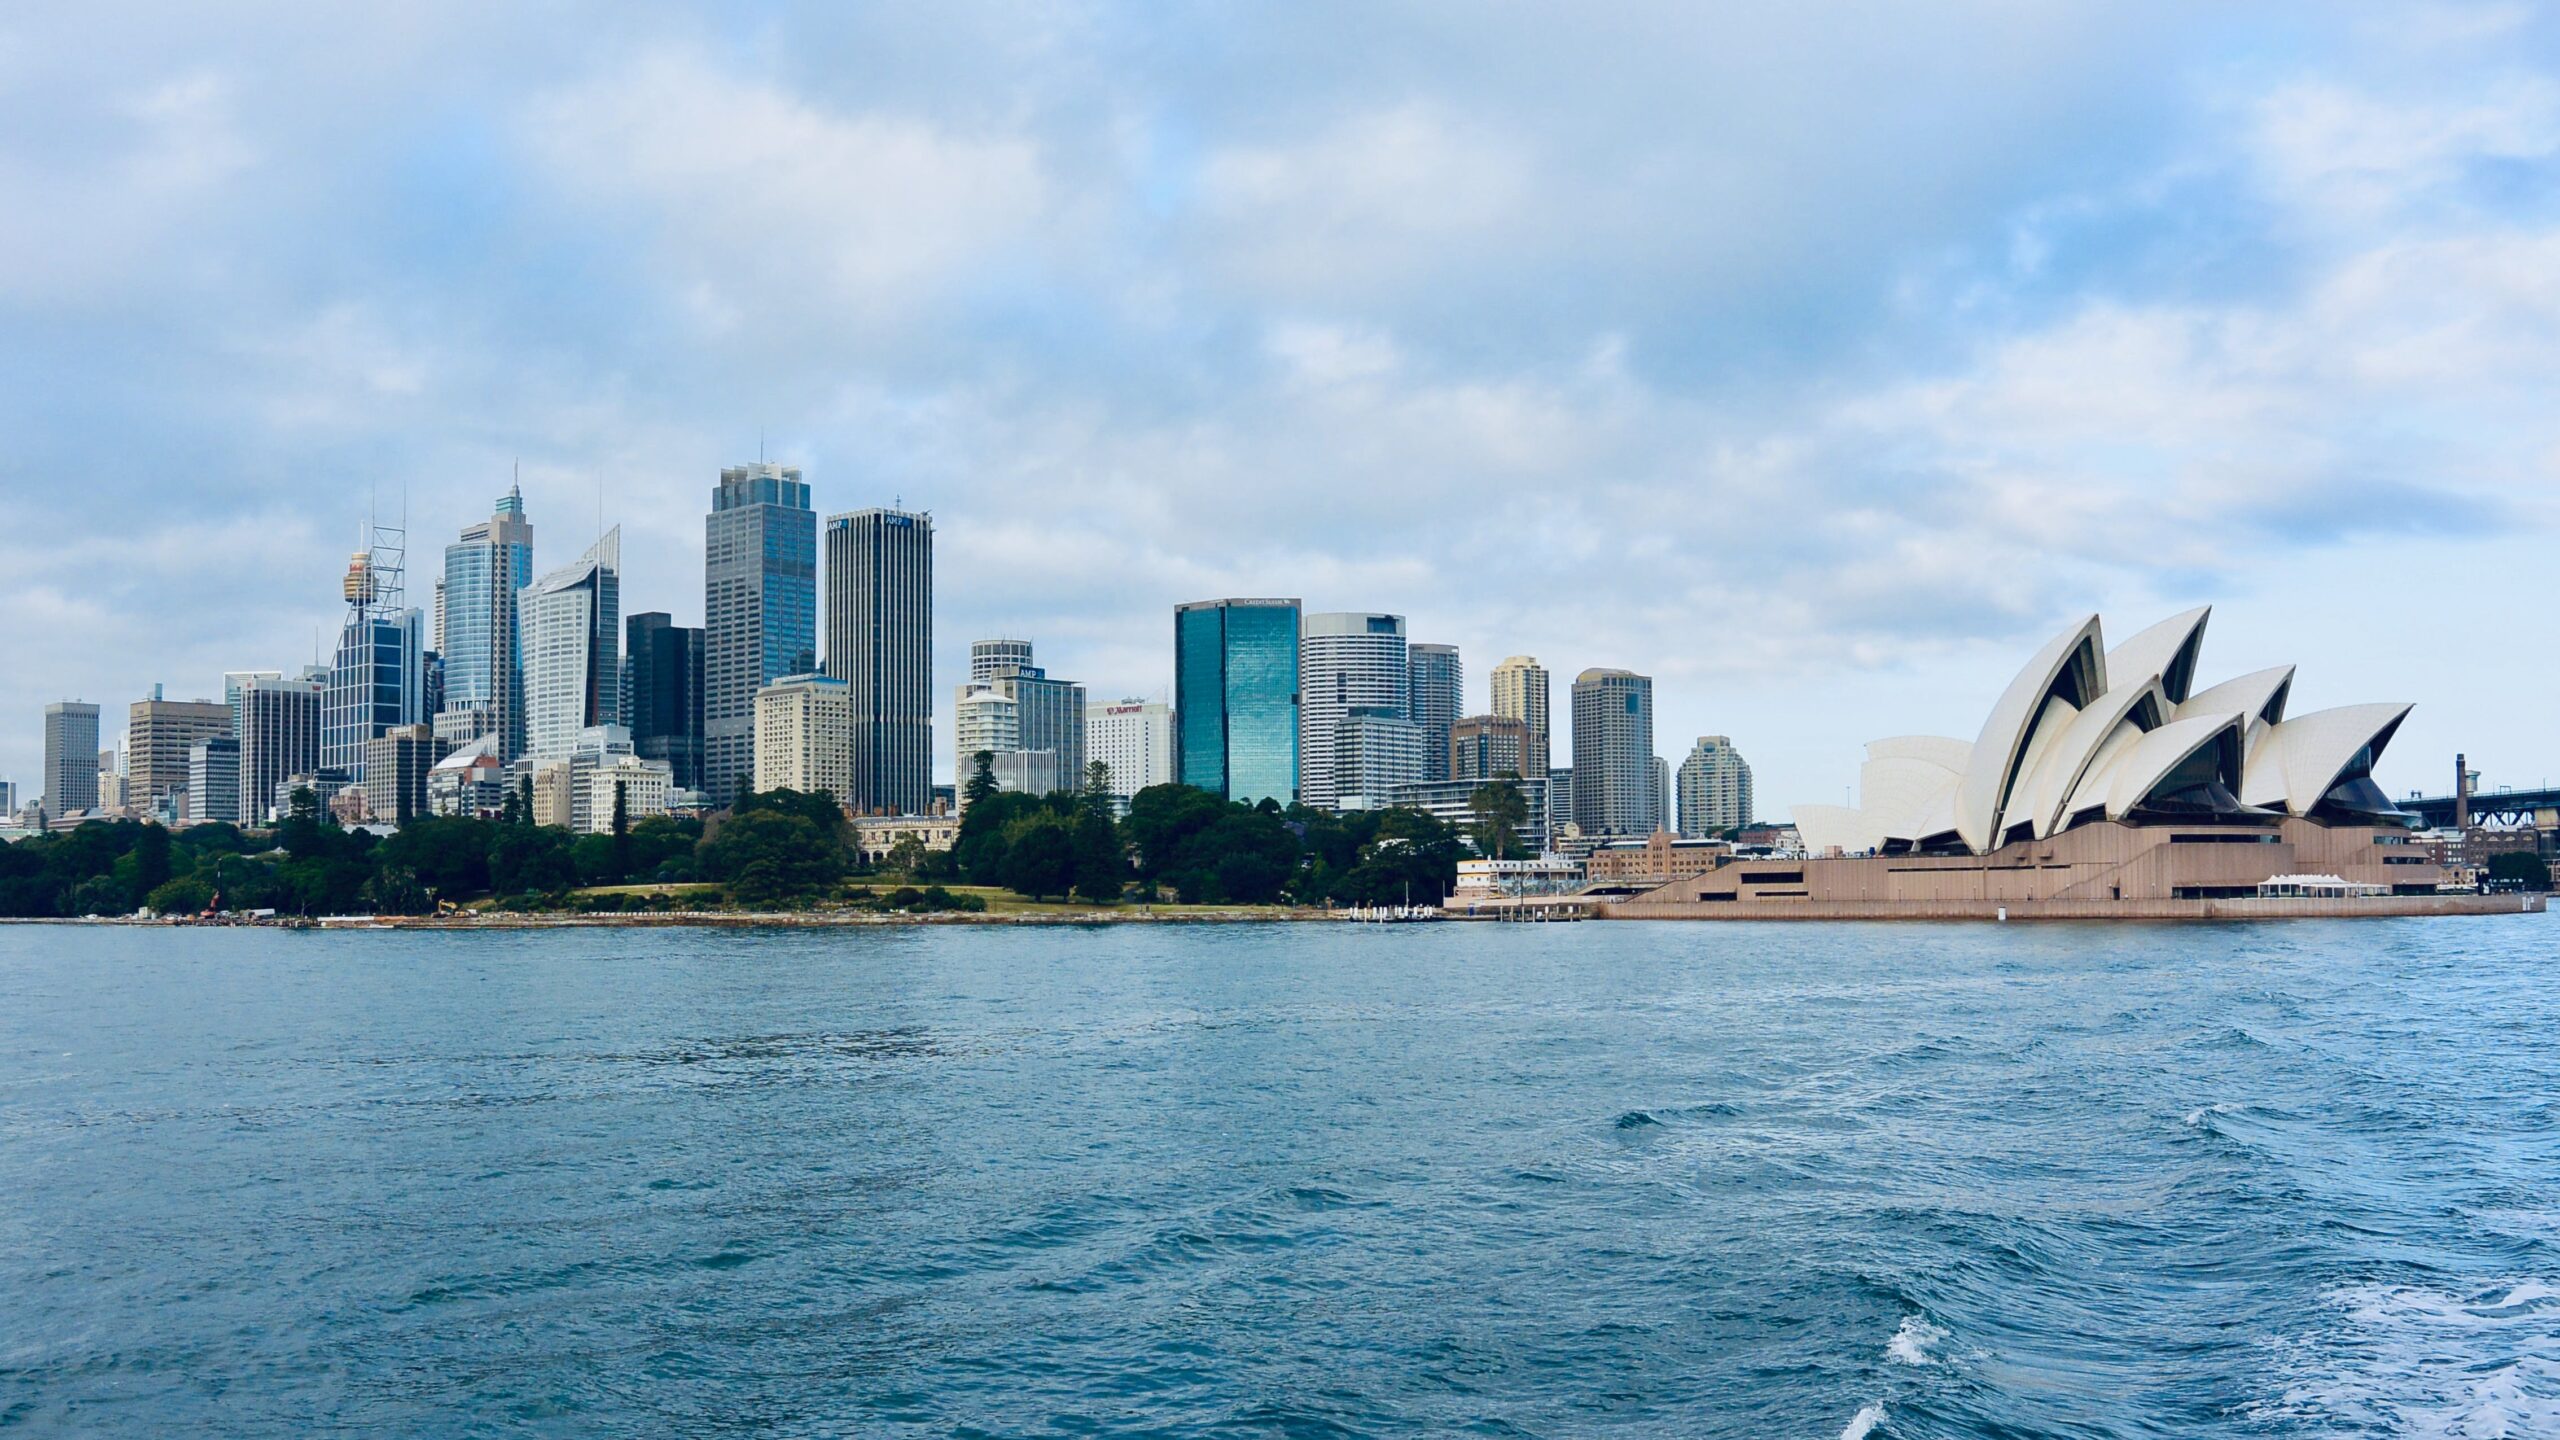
[
  {"left": 375, "top": 816, "right": 496, "bottom": 899},
  {"left": 130, "top": 823, "right": 175, "bottom": 897},
  {"left": 701, "top": 809, "right": 843, "bottom": 907},
  {"left": 1000, "top": 818, "right": 1077, "bottom": 901},
  {"left": 2485, "top": 851, "right": 2554, "bottom": 891},
  {"left": 963, "top": 751, "right": 999, "bottom": 811},
  {"left": 1467, "top": 777, "right": 1530, "bottom": 860},
  {"left": 884, "top": 835, "right": 929, "bottom": 877},
  {"left": 488, "top": 825, "right": 576, "bottom": 898},
  {"left": 358, "top": 866, "right": 433, "bottom": 915},
  {"left": 610, "top": 782, "right": 631, "bottom": 882},
  {"left": 145, "top": 874, "right": 215, "bottom": 916},
  {"left": 1071, "top": 808, "right": 1125, "bottom": 904}
]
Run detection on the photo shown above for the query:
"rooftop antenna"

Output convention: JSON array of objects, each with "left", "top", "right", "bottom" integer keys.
[{"left": 759, "top": 426, "right": 766, "bottom": 464}]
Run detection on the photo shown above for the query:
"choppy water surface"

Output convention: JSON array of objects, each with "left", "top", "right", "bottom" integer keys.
[{"left": 3, "top": 917, "right": 2556, "bottom": 1437}]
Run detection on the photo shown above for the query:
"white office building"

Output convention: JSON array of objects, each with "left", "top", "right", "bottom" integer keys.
[{"left": 1301, "top": 611, "right": 1412, "bottom": 810}]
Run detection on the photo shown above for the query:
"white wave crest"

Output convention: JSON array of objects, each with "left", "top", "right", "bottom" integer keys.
[
  {"left": 1887, "top": 1314, "right": 1946, "bottom": 1366},
  {"left": 2183, "top": 1101, "right": 2241, "bottom": 1128},
  {"left": 1840, "top": 1400, "right": 1886, "bottom": 1439},
  {"left": 2254, "top": 1278, "right": 2560, "bottom": 1437}
]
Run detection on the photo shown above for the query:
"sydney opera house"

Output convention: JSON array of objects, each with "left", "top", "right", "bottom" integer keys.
[{"left": 1613, "top": 607, "right": 2538, "bottom": 919}]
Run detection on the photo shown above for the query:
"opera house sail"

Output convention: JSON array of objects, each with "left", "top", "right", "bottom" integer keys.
[{"left": 1612, "top": 606, "right": 2539, "bottom": 919}]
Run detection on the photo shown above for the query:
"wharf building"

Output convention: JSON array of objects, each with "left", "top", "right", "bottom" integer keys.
[
  {"left": 1490, "top": 655, "right": 1552, "bottom": 778},
  {"left": 1174, "top": 598, "right": 1300, "bottom": 807},
  {"left": 1612, "top": 607, "right": 2532, "bottom": 919},
  {"left": 755, "top": 673, "right": 853, "bottom": 801},
  {"left": 825, "top": 507, "right": 933, "bottom": 815},
  {"left": 1300, "top": 611, "right": 1422, "bottom": 810},
  {"left": 42, "top": 701, "right": 101, "bottom": 817},
  {"left": 1570, "top": 669, "right": 1658, "bottom": 838},
  {"left": 439, "top": 487, "right": 534, "bottom": 762},
  {"left": 1407, "top": 643, "right": 1463, "bottom": 784},
  {"left": 521, "top": 529, "right": 621, "bottom": 760},
  {"left": 625, "top": 613, "right": 705, "bottom": 794},
  {"left": 1087, "top": 700, "right": 1174, "bottom": 805},
  {"left": 1676, "top": 735, "right": 1754, "bottom": 837},
  {"left": 128, "top": 689, "right": 230, "bottom": 814},
  {"left": 705, "top": 463, "right": 817, "bottom": 808},
  {"left": 322, "top": 540, "right": 426, "bottom": 784}
]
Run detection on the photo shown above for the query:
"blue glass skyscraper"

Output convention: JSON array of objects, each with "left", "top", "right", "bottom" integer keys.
[
  {"left": 1174, "top": 598, "right": 1300, "bottom": 807},
  {"left": 705, "top": 463, "right": 816, "bottom": 806},
  {"left": 440, "top": 486, "right": 534, "bottom": 761}
]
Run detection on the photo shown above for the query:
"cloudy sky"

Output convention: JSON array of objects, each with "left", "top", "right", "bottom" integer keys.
[{"left": 5, "top": 2, "right": 2556, "bottom": 805}]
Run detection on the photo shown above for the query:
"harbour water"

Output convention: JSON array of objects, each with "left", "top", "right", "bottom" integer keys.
[{"left": 3, "top": 917, "right": 2555, "bottom": 1436}]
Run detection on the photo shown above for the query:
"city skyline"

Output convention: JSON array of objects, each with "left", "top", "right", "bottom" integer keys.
[{"left": 4, "top": 6, "right": 2557, "bottom": 804}]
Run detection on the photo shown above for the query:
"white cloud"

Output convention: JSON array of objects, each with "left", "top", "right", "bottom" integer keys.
[
  {"left": 522, "top": 48, "right": 1059, "bottom": 340},
  {"left": 2250, "top": 76, "right": 2560, "bottom": 224}
]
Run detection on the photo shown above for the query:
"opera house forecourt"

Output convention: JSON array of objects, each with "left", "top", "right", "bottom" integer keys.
[{"left": 1609, "top": 606, "right": 2544, "bottom": 920}]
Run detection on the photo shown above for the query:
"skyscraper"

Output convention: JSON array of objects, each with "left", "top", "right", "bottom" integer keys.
[
  {"left": 441, "top": 486, "right": 535, "bottom": 760},
  {"left": 1490, "top": 656, "right": 1552, "bottom": 778},
  {"left": 1676, "top": 735, "right": 1755, "bottom": 837},
  {"left": 825, "top": 507, "right": 933, "bottom": 814},
  {"left": 128, "top": 690, "right": 230, "bottom": 810},
  {"left": 238, "top": 674, "right": 322, "bottom": 824},
  {"left": 705, "top": 463, "right": 817, "bottom": 807},
  {"left": 1408, "top": 643, "right": 1462, "bottom": 784},
  {"left": 223, "top": 671, "right": 283, "bottom": 744},
  {"left": 1175, "top": 599, "right": 1300, "bottom": 806},
  {"left": 521, "top": 529, "right": 621, "bottom": 759},
  {"left": 1570, "top": 668, "right": 1655, "bottom": 838},
  {"left": 625, "top": 613, "right": 705, "bottom": 793},
  {"left": 1300, "top": 612, "right": 1414, "bottom": 810},
  {"left": 41, "top": 701, "right": 101, "bottom": 816},
  {"left": 956, "top": 638, "right": 1081, "bottom": 796}
]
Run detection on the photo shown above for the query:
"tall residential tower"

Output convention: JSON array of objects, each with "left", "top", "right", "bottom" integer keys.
[
  {"left": 1570, "top": 668, "right": 1656, "bottom": 838},
  {"left": 1490, "top": 655, "right": 1552, "bottom": 778}
]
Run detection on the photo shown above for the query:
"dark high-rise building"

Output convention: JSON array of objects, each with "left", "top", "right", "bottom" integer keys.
[
  {"left": 626, "top": 612, "right": 705, "bottom": 793},
  {"left": 440, "top": 486, "right": 534, "bottom": 760},
  {"left": 1408, "top": 642, "right": 1462, "bottom": 783},
  {"left": 1174, "top": 598, "right": 1300, "bottom": 807},
  {"left": 825, "top": 507, "right": 933, "bottom": 814},
  {"left": 705, "top": 463, "right": 816, "bottom": 807},
  {"left": 239, "top": 674, "right": 322, "bottom": 825},
  {"left": 1571, "top": 668, "right": 1656, "bottom": 838},
  {"left": 41, "top": 701, "right": 101, "bottom": 816}
]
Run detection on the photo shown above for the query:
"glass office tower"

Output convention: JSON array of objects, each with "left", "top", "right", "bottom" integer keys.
[
  {"left": 1174, "top": 598, "right": 1300, "bottom": 807},
  {"left": 705, "top": 463, "right": 817, "bottom": 807},
  {"left": 440, "top": 486, "right": 534, "bottom": 761}
]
